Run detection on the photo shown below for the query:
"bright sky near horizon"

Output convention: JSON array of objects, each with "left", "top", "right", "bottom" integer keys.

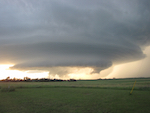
[
  {"left": 0, "top": 0, "right": 150, "bottom": 79},
  {"left": 1, "top": 46, "right": 150, "bottom": 80},
  {"left": 0, "top": 64, "right": 49, "bottom": 80}
]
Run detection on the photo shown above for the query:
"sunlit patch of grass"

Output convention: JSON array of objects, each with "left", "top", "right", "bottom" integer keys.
[{"left": 0, "top": 78, "right": 150, "bottom": 91}]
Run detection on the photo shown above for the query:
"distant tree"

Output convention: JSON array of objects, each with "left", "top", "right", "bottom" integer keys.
[
  {"left": 24, "top": 77, "right": 31, "bottom": 82},
  {"left": 6, "top": 76, "right": 10, "bottom": 80},
  {"left": 69, "top": 79, "right": 76, "bottom": 82}
]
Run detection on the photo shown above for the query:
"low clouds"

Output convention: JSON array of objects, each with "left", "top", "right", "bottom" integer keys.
[
  {"left": 0, "top": 0, "right": 150, "bottom": 78},
  {"left": 0, "top": 42, "right": 144, "bottom": 71}
]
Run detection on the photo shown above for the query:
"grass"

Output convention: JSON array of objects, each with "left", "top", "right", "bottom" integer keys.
[
  {"left": 0, "top": 78, "right": 150, "bottom": 113},
  {"left": 1, "top": 86, "right": 15, "bottom": 92},
  {"left": 0, "top": 78, "right": 150, "bottom": 90}
]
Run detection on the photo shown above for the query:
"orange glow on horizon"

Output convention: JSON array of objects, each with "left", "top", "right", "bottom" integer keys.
[
  {"left": 0, "top": 65, "right": 100, "bottom": 80},
  {"left": 1, "top": 45, "right": 150, "bottom": 80},
  {"left": 0, "top": 64, "right": 49, "bottom": 80}
]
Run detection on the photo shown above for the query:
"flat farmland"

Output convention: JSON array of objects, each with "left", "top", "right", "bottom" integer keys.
[{"left": 0, "top": 78, "right": 150, "bottom": 113}]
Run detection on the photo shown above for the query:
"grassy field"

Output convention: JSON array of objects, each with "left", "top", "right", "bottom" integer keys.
[{"left": 0, "top": 78, "right": 150, "bottom": 113}]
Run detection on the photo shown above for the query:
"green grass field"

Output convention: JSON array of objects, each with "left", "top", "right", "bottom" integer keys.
[{"left": 0, "top": 78, "right": 150, "bottom": 113}]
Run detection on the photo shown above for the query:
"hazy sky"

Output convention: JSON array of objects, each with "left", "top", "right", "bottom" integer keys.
[{"left": 0, "top": 0, "right": 150, "bottom": 79}]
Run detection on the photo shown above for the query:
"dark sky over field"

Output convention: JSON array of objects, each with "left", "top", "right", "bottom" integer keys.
[{"left": 0, "top": 0, "right": 150, "bottom": 79}]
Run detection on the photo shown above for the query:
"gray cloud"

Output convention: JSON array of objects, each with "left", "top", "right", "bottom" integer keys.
[{"left": 0, "top": 0, "right": 150, "bottom": 78}]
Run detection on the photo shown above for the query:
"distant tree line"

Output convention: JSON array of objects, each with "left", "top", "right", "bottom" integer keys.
[{"left": 0, "top": 76, "right": 76, "bottom": 82}]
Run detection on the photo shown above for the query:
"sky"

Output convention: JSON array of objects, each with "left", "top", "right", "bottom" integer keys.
[{"left": 0, "top": 0, "right": 150, "bottom": 80}]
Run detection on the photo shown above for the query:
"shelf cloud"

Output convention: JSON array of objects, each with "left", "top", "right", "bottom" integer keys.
[{"left": 0, "top": 0, "right": 150, "bottom": 78}]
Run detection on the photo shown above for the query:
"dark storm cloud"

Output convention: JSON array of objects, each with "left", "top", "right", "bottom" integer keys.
[
  {"left": 0, "top": 0, "right": 150, "bottom": 76},
  {"left": 0, "top": 42, "right": 145, "bottom": 73}
]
